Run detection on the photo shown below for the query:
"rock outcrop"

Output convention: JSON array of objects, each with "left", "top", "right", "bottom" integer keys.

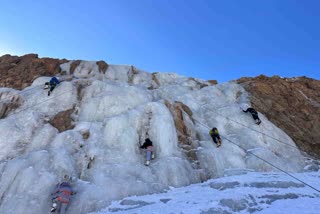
[
  {"left": 237, "top": 75, "right": 320, "bottom": 158},
  {"left": 165, "top": 100, "right": 199, "bottom": 166},
  {"left": 49, "top": 108, "right": 75, "bottom": 132},
  {"left": 0, "top": 54, "right": 68, "bottom": 90},
  {"left": 96, "top": 60, "right": 108, "bottom": 74},
  {"left": 70, "top": 60, "right": 81, "bottom": 74}
]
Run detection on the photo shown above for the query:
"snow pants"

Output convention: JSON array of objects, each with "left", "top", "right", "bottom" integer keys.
[
  {"left": 251, "top": 113, "right": 259, "bottom": 120},
  {"left": 53, "top": 200, "right": 68, "bottom": 214},
  {"left": 251, "top": 113, "right": 261, "bottom": 124},
  {"left": 146, "top": 150, "right": 153, "bottom": 161},
  {"left": 50, "top": 84, "right": 56, "bottom": 92},
  {"left": 59, "top": 203, "right": 67, "bottom": 214},
  {"left": 211, "top": 135, "right": 221, "bottom": 145}
]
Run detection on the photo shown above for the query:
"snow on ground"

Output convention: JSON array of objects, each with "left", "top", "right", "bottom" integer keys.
[
  {"left": 92, "top": 171, "right": 320, "bottom": 214},
  {"left": 0, "top": 61, "right": 314, "bottom": 213}
]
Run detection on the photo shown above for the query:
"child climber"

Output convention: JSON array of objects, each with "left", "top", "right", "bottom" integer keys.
[
  {"left": 140, "top": 138, "right": 155, "bottom": 166},
  {"left": 209, "top": 127, "right": 222, "bottom": 148}
]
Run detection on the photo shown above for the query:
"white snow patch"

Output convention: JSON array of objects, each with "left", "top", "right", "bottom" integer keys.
[{"left": 92, "top": 171, "right": 320, "bottom": 214}]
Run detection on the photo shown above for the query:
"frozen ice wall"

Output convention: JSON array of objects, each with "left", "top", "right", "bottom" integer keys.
[
  {"left": 0, "top": 61, "right": 305, "bottom": 214},
  {"left": 175, "top": 83, "right": 304, "bottom": 177}
]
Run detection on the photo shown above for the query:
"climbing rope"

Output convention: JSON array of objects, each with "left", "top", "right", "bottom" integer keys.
[
  {"left": 200, "top": 104, "right": 301, "bottom": 150},
  {"left": 222, "top": 135, "right": 320, "bottom": 193},
  {"left": 87, "top": 99, "right": 100, "bottom": 137},
  {"left": 10, "top": 88, "right": 75, "bottom": 116},
  {"left": 0, "top": 85, "right": 43, "bottom": 104},
  {"left": 4, "top": 85, "right": 111, "bottom": 118},
  {"left": 192, "top": 117, "right": 320, "bottom": 193}
]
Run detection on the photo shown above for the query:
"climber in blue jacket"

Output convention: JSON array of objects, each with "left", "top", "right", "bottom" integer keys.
[{"left": 44, "top": 77, "right": 60, "bottom": 96}]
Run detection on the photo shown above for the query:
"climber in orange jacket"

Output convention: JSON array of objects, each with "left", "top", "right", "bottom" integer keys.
[{"left": 50, "top": 175, "right": 76, "bottom": 213}]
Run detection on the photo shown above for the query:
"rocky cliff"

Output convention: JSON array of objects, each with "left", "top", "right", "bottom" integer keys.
[{"left": 237, "top": 75, "right": 320, "bottom": 158}]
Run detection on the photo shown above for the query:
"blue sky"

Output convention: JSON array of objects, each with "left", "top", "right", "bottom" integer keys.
[{"left": 0, "top": 0, "right": 319, "bottom": 82}]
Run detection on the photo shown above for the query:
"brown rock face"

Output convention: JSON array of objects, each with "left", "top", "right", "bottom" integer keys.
[
  {"left": 69, "top": 60, "right": 81, "bottom": 74},
  {"left": 0, "top": 54, "right": 68, "bottom": 90},
  {"left": 49, "top": 108, "right": 75, "bottom": 132},
  {"left": 96, "top": 60, "right": 108, "bottom": 74},
  {"left": 237, "top": 75, "right": 320, "bottom": 158},
  {"left": 165, "top": 100, "right": 198, "bottom": 162},
  {"left": 188, "top": 78, "right": 212, "bottom": 89},
  {"left": 127, "top": 66, "right": 139, "bottom": 84},
  {"left": 208, "top": 80, "right": 218, "bottom": 85}
]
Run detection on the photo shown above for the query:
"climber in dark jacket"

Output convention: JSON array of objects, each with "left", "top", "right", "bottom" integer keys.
[
  {"left": 209, "top": 127, "right": 222, "bottom": 148},
  {"left": 243, "top": 107, "right": 261, "bottom": 125},
  {"left": 140, "top": 138, "right": 155, "bottom": 166},
  {"left": 50, "top": 175, "right": 76, "bottom": 214},
  {"left": 44, "top": 77, "right": 60, "bottom": 96}
]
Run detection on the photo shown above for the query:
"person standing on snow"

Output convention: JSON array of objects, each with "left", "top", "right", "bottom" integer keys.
[
  {"left": 44, "top": 76, "right": 60, "bottom": 96},
  {"left": 50, "top": 175, "right": 76, "bottom": 214},
  {"left": 140, "top": 138, "right": 155, "bottom": 166},
  {"left": 209, "top": 127, "right": 222, "bottom": 148},
  {"left": 242, "top": 107, "right": 261, "bottom": 125}
]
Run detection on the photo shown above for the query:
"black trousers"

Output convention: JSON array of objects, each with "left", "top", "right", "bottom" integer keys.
[
  {"left": 50, "top": 84, "right": 56, "bottom": 92},
  {"left": 211, "top": 135, "right": 221, "bottom": 144},
  {"left": 251, "top": 113, "right": 260, "bottom": 121}
]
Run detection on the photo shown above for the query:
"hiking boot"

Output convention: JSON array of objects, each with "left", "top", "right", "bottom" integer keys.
[
  {"left": 50, "top": 202, "right": 57, "bottom": 212},
  {"left": 145, "top": 160, "right": 150, "bottom": 166}
]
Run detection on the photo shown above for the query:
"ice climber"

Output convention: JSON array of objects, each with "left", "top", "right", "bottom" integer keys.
[
  {"left": 44, "top": 76, "right": 60, "bottom": 96},
  {"left": 209, "top": 127, "right": 222, "bottom": 148},
  {"left": 242, "top": 107, "right": 261, "bottom": 125},
  {"left": 50, "top": 175, "right": 76, "bottom": 214},
  {"left": 140, "top": 138, "right": 155, "bottom": 166}
]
